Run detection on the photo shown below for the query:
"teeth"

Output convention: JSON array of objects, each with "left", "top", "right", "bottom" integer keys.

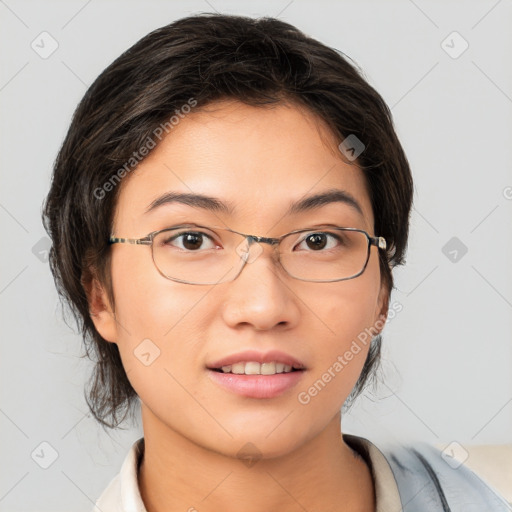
[
  {"left": 231, "top": 363, "right": 245, "bottom": 374},
  {"left": 245, "top": 362, "right": 261, "bottom": 375},
  {"left": 260, "top": 362, "right": 276, "bottom": 375},
  {"left": 217, "top": 361, "right": 301, "bottom": 375}
]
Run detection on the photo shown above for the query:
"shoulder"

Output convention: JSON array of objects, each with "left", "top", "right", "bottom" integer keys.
[{"left": 375, "top": 438, "right": 510, "bottom": 511}]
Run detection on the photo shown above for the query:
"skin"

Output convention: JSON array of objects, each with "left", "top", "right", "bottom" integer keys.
[{"left": 88, "top": 99, "right": 389, "bottom": 512}]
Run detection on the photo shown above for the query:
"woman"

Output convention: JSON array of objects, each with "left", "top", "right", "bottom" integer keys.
[{"left": 43, "top": 13, "right": 509, "bottom": 512}]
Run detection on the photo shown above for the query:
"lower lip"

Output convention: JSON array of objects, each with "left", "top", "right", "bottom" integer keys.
[{"left": 207, "top": 369, "right": 305, "bottom": 399}]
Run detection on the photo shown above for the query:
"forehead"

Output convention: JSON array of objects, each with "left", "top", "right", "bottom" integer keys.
[{"left": 114, "top": 100, "right": 374, "bottom": 233}]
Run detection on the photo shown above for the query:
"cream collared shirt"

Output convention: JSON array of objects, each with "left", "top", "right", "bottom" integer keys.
[{"left": 92, "top": 435, "right": 402, "bottom": 512}]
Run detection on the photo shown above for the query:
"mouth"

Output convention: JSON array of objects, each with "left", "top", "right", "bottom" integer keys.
[
  {"left": 206, "top": 350, "right": 306, "bottom": 399},
  {"left": 209, "top": 361, "right": 305, "bottom": 375}
]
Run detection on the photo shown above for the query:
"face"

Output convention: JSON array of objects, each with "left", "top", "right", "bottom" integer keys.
[{"left": 90, "top": 100, "right": 388, "bottom": 458}]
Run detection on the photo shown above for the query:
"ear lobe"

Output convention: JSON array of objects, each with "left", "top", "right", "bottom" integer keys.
[
  {"left": 83, "top": 275, "right": 118, "bottom": 343},
  {"left": 374, "top": 285, "right": 390, "bottom": 335}
]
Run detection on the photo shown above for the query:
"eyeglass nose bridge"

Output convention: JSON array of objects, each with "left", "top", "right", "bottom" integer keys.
[
  {"left": 235, "top": 234, "right": 280, "bottom": 265},
  {"left": 249, "top": 234, "right": 280, "bottom": 245}
]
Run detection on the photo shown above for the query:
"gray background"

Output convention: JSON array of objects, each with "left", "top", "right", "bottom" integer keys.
[{"left": 1, "top": 0, "right": 511, "bottom": 510}]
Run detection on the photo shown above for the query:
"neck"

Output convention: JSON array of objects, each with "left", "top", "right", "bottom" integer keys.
[{"left": 138, "top": 406, "right": 375, "bottom": 512}]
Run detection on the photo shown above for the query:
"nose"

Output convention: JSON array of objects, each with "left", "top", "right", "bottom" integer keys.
[{"left": 220, "top": 242, "right": 301, "bottom": 331}]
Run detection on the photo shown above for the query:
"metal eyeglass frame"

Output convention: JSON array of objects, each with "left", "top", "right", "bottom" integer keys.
[{"left": 109, "top": 224, "right": 387, "bottom": 285}]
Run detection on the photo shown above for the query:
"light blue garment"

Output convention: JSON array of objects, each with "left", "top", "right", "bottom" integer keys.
[{"left": 380, "top": 441, "right": 510, "bottom": 511}]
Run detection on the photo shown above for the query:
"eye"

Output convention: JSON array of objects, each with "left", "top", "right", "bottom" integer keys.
[
  {"left": 163, "top": 231, "right": 219, "bottom": 251},
  {"left": 295, "top": 232, "right": 343, "bottom": 251}
]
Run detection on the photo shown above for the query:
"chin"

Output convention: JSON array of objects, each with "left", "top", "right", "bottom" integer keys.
[
  {"left": 225, "top": 435, "right": 306, "bottom": 462},
  {"left": 204, "top": 420, "right": 315, "bottom": 462}
]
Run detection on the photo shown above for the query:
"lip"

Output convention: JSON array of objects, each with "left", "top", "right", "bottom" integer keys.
[
  {"left": 206, "top": 349, "right": 306, "bottom": 399},
  {"left": 207, "top": 350, "right": 306, "bottom": 370},
  {"left": 207, "top": 369, "right": 305, "bottom": 399}
]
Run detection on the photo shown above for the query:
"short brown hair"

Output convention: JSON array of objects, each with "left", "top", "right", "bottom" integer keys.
[{"left": 43, "top": 13, "right": 413, "bottom": 429}]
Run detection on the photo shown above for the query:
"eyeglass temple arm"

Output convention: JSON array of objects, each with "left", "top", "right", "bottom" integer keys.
[
  {"left": 109, "top": 236, "right": 152, "bottom": 245},
  {"left": 370, "top": 236, "right": 387, "bottom": 250}
]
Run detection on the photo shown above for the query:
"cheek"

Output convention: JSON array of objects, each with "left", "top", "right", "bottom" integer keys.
[
  {"left": 111, "top": 247, "right": 195, "bottom": 334},
  {"left": 298, "top": 259, "right": 382, "bottom": 406},
  {"left": 313, "top": 258, "right": 382, "bottom": 349},
  {"left": 109, "top": 249, "right": 209, "bottom": 376},
  {"left": 109, "top": 257, "right": 212, "bottom": 427}
]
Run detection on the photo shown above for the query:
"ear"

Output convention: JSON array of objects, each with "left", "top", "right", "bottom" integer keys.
[
  {"left": 373, "top": 281, "right": 390, "bottom": 336},
  {"left": 83, "top": 275, "right": 118, "bottom": 343}
]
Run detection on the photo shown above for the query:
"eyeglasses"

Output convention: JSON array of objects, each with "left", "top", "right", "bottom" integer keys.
[{"left": 109, "top": 224, "right": 387, "bottom": 285}]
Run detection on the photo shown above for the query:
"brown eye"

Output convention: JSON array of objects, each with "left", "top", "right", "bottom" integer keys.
[
  {"left": 163, "top": 231, "right": 217, "bottom": 251},
  {"left": 295, "top": 232, "right": 341, "bottom": 251},
  {"left": 305, "top": 233, "right": 327, "bottom": 250},
  {"left": 181, "top": 233, "right": 204, "bottom": 250}
]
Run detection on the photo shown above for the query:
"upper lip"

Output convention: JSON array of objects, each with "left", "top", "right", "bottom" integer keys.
[{"left": 207, "top": 350, "right": 306, "bottom": 370}]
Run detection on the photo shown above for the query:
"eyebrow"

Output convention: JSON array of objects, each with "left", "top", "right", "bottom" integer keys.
[
  {"left": 145, "top": 192, "right": 235, "bottom": 215},
  {"left": 145, "top": 189, "right": 364, "bottom": 217},
  {"left": 288, "top": 189, "right": 364, "bottom": 217}
]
